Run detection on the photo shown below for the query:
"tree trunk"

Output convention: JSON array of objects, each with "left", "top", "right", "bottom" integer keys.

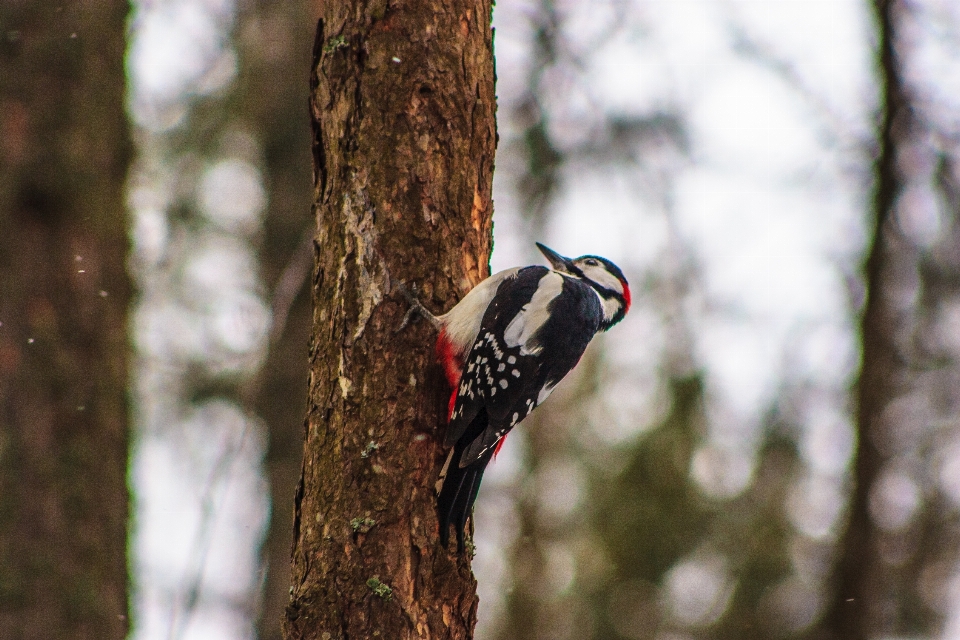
[
  {"left": 283, "top": 3, "right": 496, "bottom": 639},
  {"left": 0, "top": 2, "right": 131, "bottom": 639},
  {"left": 819, "top": 0, "right": 910, "bottom": 638}
]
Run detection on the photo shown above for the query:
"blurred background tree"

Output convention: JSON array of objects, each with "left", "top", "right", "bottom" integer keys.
[
  {"left": 0, "top": 2, "right": 131, "bottom": 638},
  {"left": 126, "top": 0, "right": 315, "bottom": 636},
  {"left": 230, "top": 3, "right": 316, "bottom": 637},
  {"left": 821, "top": 1, "right": 960, "bottom": 639}
]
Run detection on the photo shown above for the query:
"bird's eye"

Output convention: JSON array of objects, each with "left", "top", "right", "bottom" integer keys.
[{"left": 584, "top": 259, "right": 598, "bottom": 266}]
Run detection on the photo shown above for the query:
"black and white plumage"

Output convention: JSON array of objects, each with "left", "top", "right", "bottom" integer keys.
[{"left": 401, "top": 243, "right": 630, "bottom": 551}]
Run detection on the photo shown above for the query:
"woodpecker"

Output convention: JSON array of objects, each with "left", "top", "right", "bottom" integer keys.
[{"left": 400, "top": 243, "right": 630, "bottom": 552}]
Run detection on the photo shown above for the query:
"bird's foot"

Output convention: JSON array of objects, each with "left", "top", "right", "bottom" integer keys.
[{"left": 395, "top": 281, "right": 441, "bottom": 333}]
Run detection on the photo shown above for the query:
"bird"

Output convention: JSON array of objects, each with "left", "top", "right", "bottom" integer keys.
[{"left": 399, "top": 243, "right": 630, "bottom": 552}]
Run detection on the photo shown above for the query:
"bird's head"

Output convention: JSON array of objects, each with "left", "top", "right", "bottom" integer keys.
[{"left": 536, "top": 243, "right": 631, "bottom": 330}]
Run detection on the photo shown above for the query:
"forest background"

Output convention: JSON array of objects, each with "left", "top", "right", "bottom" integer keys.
[{"left": 3, "top": 0, "right": 960, "bottom": 639}]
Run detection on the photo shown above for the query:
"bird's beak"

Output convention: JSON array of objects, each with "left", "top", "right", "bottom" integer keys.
[{"left": 536, "top": 243, "right": 574, "bottom": 273}]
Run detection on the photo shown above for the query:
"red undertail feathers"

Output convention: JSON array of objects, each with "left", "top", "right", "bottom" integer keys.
[{"left": 436, "top": 329, "right": 462, "bottom": 420}]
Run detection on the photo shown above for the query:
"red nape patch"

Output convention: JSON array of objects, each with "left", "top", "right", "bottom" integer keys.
[
  {"left": 622, "top": 282, "right": 632, "bottom": 313},
  {"left": 493, "top": 435, "right": 507, "bottom": 458}
]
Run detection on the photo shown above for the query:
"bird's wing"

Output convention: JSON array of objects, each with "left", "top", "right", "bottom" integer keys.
[
  {"left": 453, "top": 275, "right": 604, "bottom": 467},
  {"left": 444, "top": 266, "right": 548, "bottom": 446}
]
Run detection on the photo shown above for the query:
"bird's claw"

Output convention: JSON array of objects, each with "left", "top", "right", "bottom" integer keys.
[
  {"left": 395, "top": 280, "right": 443, "bottom": 333},
  {"left": 396, "top": 280, "right": 420, "bottom": 304},
  {"left": 395, "top": 281, "right": 423, "bottom": 333}
]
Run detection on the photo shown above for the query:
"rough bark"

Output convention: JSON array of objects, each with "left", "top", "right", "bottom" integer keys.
[
  {"left": 819, "top": 0, "right": 909, "bottom": 638},
  {"left": 0, "top": 2, "right": 131, "bottom": 638},
  {"left": 284, "top": 2, "right": 496, "bottom": 639}
]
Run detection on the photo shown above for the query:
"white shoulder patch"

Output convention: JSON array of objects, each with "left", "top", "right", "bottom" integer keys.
[{"left": 503, "top": 270, "right": 564, "bottom": 355}]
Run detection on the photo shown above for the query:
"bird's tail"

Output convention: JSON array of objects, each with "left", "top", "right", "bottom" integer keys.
[{"left": 436, "top": 410, "right": 494, "bottom": 553}]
